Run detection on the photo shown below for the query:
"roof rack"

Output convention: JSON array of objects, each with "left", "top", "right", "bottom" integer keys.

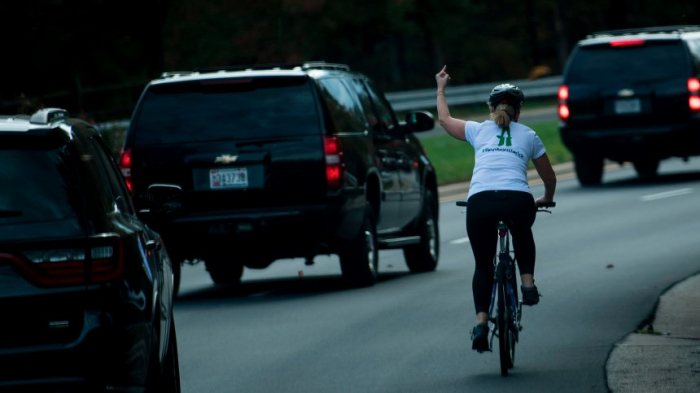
[
  {"left": 301, "top": 61, "right": 351, "bottom": 71},
  {"left": 587, "top": 25, "right": 700, "bottom": 38},
  {"left": 193, "top": 63, "right": 304, "bottom": 73},
  {"left": 184, "top": 61, "right": 351, "bottom": 74},
  {"left": 160, "top": 71, "right": 197, "bottom": 78}
]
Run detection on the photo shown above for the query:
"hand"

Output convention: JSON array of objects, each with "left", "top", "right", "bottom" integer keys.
[
  {"left": 535, "top": 196, "right": 553, "bottom": 207},
  {"left": 435, "top": 65, "right": 450, "bottom": 90}
]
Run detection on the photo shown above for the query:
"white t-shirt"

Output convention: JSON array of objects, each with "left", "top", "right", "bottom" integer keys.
[{"left": 464, "top": 120, "right": 546, "bottom": 198}]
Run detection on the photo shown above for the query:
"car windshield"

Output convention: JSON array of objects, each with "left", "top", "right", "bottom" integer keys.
[
  {"left": 567, "top": 40, "right": 689, "bottom": 84},
  {"left": 133, "top": 76, "right": 321, "bottom": 145}
]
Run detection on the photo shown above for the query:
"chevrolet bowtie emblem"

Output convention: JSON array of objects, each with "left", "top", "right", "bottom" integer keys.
[
  {"left": 215, "top": 154, "right": 238, "bottom": 164},
  {"left": 618, "top": 89, "right": 635, "bottom": 97}
]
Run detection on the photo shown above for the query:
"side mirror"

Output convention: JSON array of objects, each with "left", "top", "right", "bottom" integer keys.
[
  {"left": 405, "top": 111, "right": 435, "bottom": 132},
  {"left": 145, "top": 184, "right": 183, "bottom": 218}
]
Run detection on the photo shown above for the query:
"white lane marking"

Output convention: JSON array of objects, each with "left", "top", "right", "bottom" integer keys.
[
  {"left": 450, "top": 237, "right": 470, "bottom": 244},
  {"left": 640, "top": 188, "right": 694, "bottom": 201}
]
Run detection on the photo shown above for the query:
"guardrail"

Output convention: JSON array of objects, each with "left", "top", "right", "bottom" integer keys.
[
  {"left": 95, "top": 75, "right": 563, "bottom": 130},
  {"left": 385, "top": 75, "right": 563, "bottom": 112}
]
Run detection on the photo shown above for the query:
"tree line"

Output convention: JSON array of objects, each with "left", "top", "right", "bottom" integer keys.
[{"left": 2, "top": 0, "right": 697, "bottom": 122}]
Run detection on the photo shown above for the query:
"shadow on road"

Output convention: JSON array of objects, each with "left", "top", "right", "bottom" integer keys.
[
  {"left": 592, "top": 169, "right": 700, "bottom": 189},
  {"left": 175, "top": 272, "right": 410, "bottom": 304}
]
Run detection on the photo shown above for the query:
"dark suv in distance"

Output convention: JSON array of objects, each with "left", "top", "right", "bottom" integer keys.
[
  {"left": 0, "top": 109, "right": 180, "bottom": 392},
  {"left": 120, "top": 61, "right": 440, "bottom": 290},
  {"left": 558, "top": 25, "right": 700, "bottom": 185}
]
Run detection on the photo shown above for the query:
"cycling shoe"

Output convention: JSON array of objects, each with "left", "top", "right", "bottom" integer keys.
[
  {"left": 521, "top": 285, "right": 541, "bottom": 306},
  {"left": 471, "top": 323, "right": 490, "bottom": 353}
]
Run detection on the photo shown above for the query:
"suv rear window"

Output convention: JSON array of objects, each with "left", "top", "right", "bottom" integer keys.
[
  {"left": 566, "top": 40, "right": 690, "bottom": 84},
  {"left": 0, "top": 146, "right": 82, "bottom": 226},
  {"left": 133, "top": 77, "right": 321, "bottom": 145}
]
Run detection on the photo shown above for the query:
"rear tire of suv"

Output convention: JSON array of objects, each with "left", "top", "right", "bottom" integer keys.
[
  {"left": 206, "top": 259, "right": 244, "bottom": 286},
  {"left": 633, "top": 158, "right": 660, "bottom": 179},
  {"left": 574, "top": 155, "right": 604, "bottom": 186},
  {"left": 340, "top": 205, "right": 378, "bottom": 287},
  {"left": 403, "top": 190, "right": 439, "bottom": 273}
]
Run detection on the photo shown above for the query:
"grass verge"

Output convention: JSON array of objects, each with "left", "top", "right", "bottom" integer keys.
[{"left": 421, "top": 118, "right": 572, "bottom": 186}]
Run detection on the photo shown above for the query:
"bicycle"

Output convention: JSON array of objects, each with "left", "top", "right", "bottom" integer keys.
[{"left": 456, "top": 199, "right": 555, "bottom": 376}]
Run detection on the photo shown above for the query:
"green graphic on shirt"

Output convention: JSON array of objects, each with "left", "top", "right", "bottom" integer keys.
[{"left": 497, "top": 127, "right": 512, "bottom": 147}]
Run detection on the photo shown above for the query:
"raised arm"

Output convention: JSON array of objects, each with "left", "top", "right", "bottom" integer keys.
[
  {"left": 532, "top": 153, "right": 557, "bottom": 206},
  {"left": 436, "top": 66, "right": 467, "bottom": 141}
]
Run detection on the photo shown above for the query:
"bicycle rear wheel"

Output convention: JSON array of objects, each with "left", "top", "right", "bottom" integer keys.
[
  {"left": 507, "top": 266, "right": 518, "bottom": 368},
  {"left": 496, "top": 266, "right": 511, "bottom": 376}
]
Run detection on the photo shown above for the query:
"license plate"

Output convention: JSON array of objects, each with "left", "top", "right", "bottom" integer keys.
[
  {"left": 614, "top": 99, "right": 641, "bottom": 114},
  {"left": 210, "top": 168, "right": 248, "bottom": 189}
]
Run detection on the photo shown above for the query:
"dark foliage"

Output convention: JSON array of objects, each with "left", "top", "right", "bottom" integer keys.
[{"left": 1, "top": 0, "right": 697, "bottom": 123}]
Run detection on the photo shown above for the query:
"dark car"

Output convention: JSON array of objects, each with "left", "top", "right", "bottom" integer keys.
[
  {"left": 558, "top": 25, "right": 700, "bottom": 185},
  {"left": 0, "top": 108, "right": 180, "bottom": 392},
  {"left": 120, "top": 61, "right": 440, "bottom": 291}
]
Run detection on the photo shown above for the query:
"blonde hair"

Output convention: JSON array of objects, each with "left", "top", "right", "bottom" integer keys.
[{"left": 489, "top": 103, "right": 516, "bottom": 128}]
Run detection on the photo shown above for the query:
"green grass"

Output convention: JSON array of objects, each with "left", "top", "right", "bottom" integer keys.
[{"left": 421, "top": 119, "right": 572, "bottom": 186}]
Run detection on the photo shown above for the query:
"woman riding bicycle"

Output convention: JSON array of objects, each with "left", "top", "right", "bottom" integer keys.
[{"left": 435, "top": 65, "right": 557, "bottom": 352}]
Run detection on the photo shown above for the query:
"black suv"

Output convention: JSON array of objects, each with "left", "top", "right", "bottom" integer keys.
[
  {"left": 0, "top": 109, "right": 180, "bottom": 391},
  {"left": 558, "top": 25, "right": 700, "bottom": 185},
  {"left": 121, "top": 62, "right": 440, "bottom": 290}
]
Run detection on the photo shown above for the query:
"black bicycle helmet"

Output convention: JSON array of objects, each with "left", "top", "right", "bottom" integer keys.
[{"left": 488, "top": 83, "right": 525, "bottom": 109}]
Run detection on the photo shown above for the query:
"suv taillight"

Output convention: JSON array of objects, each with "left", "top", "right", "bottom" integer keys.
[
  {"left": 323, "top": 136, "right": 344, "bottom": 187},
  {"left": 119, "top": 148, "right": 133, "bottom": 192},
  {"left": 558, "top": 85, "right": 570, "bottom": 121},
  {"left": 0, "top": 234, "right": 124, "bottom": 287},
  {"left": 688, "top": 77, "right": 700, "bottom": 112}
]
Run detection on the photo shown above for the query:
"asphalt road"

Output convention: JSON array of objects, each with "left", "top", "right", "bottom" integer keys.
[{"left": 172, "top": 157, "right": 700, "bottom": 392}]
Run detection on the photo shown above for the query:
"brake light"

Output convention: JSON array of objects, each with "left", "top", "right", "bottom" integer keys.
[
  {"left": 610, "top": 39, "right": 645, "bottom": 47},
  {"left": 119, "top": 148, "right": 133, "bottom": 192},
  {"left": 1, "top": 235, "right": 124, "bottom": 286},
  {"left": 558, "top": 85, "right": 570, "bottom": 121},
  {"left": 558, "top": 104, "right": 570, "bottom": 120},
  {"left": 689, "top": 78, "right": 700, "bottom": 112},
  {"left": 688, "top": 78, "right": 700, "bottom": 92},
  {"left": 323, "top": 136, "right": 344, "bottom": 187},
  {"left": 558, "top": 85, "right": 569, "bottom": 101}
]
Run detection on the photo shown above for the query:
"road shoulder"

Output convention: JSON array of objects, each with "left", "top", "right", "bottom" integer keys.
[{"left": 605, "top": 272, "right": 700, "bottom": 392}]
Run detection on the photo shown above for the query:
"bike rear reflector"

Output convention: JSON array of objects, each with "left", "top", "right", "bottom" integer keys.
[{"left": 610, "top": 40, "right": 645, "bottom": 47}]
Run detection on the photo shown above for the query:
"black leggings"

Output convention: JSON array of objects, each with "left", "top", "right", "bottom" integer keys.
[{"left": 466, "top": 190, "right": 536, "bottom": 315}]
